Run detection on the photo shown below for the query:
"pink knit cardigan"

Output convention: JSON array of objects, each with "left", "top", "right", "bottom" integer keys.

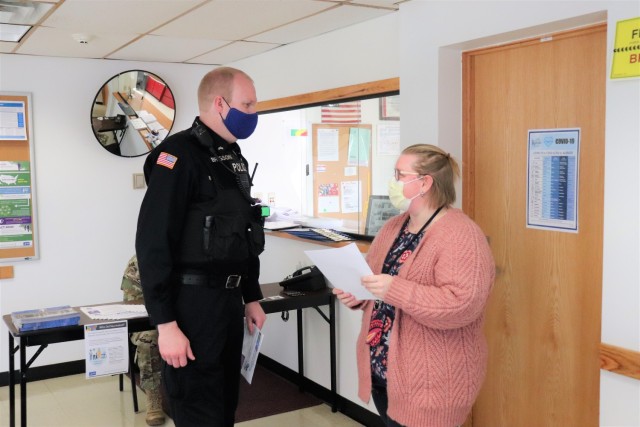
[{"left": 356, "top": 208, "right": 495, "bottom": 427}]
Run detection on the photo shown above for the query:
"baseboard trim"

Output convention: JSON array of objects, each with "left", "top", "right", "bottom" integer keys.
[
  {"left": 0, "top": 359, "right": 85, "bottom": 387},
  {"left": 0, "top": 355, "right": 382, "bottom": 426}
]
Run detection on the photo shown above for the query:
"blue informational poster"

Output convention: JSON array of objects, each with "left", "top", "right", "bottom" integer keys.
[
  {"left": 0, "top": 101, "right": 27, "bottom": 140},
  {"left": 527, "top": 128, "right": 580, "bottom": 232}
]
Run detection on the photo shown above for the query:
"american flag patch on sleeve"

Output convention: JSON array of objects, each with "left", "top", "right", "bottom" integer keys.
[{"left": 157, "top": 152, "right": 178, "bottom": 169}]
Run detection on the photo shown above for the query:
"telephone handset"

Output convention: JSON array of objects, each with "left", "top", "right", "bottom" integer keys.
[
  {"left": 284, "top": 266, "right": 317, "bottom": 280},
  {"left": 279, "top": 265, "right": 327, "bottom": 292}
]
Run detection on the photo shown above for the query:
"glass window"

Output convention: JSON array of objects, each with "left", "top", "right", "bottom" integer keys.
[{"left": 243, "top": 82, "right": 400, "bottom": 238}]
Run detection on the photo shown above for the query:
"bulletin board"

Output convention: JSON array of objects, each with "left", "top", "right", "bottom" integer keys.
[
  {"left": 312, "top": 124, "right": 372, "bottom": 233},
  {"left": 0, "top": 92, "right": 39, "bottom": 262}
]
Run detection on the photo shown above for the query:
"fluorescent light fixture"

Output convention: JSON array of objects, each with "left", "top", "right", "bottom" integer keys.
[
  {"left": 0, "top": 1, "right": 52, "bottom": 25},
  {"left": 0, "top": 22, "right": 29, "bottom": 42},
  {"left": 0, "top": 0, "right": 53, "bottom": 41}
]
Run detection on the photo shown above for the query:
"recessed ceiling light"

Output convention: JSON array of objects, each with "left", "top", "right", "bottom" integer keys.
[
  {"left": 0, "top": 0, "right": 53, "bottom": 25},
  {"left": 0, "top": 23, "right": 29, "bottom": 42},
  {"left": 0, "top": 0, "right": 53, "bottom": 42}
]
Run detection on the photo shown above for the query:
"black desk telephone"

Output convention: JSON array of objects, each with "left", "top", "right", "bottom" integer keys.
[{"left": 279, "top": 265, "right": 327, "bottom": 292}]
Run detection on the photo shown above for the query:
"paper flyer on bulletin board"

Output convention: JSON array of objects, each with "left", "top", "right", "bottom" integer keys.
[
  {"left": 610, "top": 17, "right": 640, "bottom": 79},
  {"left": 526, "top": 128, "right": 580, "bottom": 233},
  {"left": 0, "top": 100, "right": 27, "bottom": 140},
  {"left": 0, "top": 161, "right": 34, "bottom": 250}
]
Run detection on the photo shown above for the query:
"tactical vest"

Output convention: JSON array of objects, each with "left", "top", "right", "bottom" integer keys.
[
  {"left": 177, "top": 119, "right": 265, "bottom": 267},
  {"left": 178, "top": 185, "right": 265, "bottom": 265}
]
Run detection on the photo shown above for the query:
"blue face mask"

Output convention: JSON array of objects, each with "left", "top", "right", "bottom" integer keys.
[{"left": 220, "top": 97, "right": 258, "bottom": 139}]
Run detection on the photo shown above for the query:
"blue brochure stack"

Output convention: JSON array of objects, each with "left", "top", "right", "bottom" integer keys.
[{"left": 11, "top": 305, "right": 80, "bottom": 332}]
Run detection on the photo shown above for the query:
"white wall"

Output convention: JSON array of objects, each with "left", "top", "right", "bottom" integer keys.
[
  {"left": 0, "top": 55, "right": 211, "bottom": 366},
  {"left": 1, "top": 2, "right": 637, "bottom": 425},
  {"left": 399, "top": 1, "right": 640, "bottom": 426}
]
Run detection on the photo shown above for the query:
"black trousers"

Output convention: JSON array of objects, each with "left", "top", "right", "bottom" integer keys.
[{"left": 162, "top": 284, "right": 244, "bottom": 427}]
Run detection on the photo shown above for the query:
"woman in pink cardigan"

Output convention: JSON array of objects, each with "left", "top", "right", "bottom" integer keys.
[{"left": 334, "top": 144, "right": 495, "bottom": 427}]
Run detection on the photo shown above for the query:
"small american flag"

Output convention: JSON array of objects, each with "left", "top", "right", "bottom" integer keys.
[
  {"left": 157, "top": 152, "right": 177, "bottom": 169},
  {"left": 321, "top": 101, "right": 361, "bottom": 124}
]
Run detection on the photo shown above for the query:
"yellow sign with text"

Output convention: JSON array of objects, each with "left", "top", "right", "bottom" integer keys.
[{"left": 611, "top": 17, "right": 640, "bottom": 79}]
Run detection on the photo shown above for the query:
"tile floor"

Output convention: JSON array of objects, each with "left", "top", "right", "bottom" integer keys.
[{"left": 0, "top": 373, "right": 363, "bottom": 426}]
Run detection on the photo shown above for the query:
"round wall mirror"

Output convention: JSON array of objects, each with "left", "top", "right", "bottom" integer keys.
[{"left": 90, "top": 70, "right": 175, "bottom": 157}]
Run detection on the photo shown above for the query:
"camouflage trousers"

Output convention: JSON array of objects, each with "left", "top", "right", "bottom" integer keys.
[{"left": 131, "top": 330, "right": 162, "bottom": 393}]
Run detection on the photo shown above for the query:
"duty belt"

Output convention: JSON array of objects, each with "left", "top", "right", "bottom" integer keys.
[{"left": 179, "top": 273, "right": 241, "bottom": 289}]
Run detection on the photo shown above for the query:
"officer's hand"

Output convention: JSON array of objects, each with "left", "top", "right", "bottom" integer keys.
[
  {"left": 245, "top": 301, "right": 266, "bottom": 334},
  {"left": 157, "top": 321, "right": 195, "bottom": 368}
]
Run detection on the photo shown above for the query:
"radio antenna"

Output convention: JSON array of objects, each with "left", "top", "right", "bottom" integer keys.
[{"left": 250, "top": 163, "right": 258, "bottom": 185}]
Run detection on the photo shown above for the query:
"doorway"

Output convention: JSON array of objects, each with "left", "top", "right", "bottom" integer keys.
[{"left": 462, "top": 24, "right": 606, "bottom": 426}]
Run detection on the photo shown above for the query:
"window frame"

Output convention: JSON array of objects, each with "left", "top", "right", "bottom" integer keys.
[{"left": 256, "top": 78, "right": 399, "bottom": 114}]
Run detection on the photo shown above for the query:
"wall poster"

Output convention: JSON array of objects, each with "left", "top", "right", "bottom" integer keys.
[
  {"left": 610, "top": 16, "right": 640, "bottom": 79},
  {"left": 0, "top": 92, "right": 39, "bottom": 261},
  {"left": 526, "top": 128, "right": 580, "bottom": 233}
]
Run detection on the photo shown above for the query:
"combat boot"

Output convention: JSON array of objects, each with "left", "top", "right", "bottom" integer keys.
[{"left": 145, "top": 388, "right": 165, "bottom": 426}]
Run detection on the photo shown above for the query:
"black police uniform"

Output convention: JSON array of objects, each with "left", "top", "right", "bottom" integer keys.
[{"left": 135, "top": 118, "right": 264, "bottom": 427}]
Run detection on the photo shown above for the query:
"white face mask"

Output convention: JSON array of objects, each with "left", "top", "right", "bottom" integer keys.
[{"left": 387, "top": 176, "right": 423, "bottom": 212}]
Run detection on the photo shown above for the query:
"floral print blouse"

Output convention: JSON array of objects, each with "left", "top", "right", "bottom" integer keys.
[{"left": 368, "top": 219, "right": 424, "bottom": 386}]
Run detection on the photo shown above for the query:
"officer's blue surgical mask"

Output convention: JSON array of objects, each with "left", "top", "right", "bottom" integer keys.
[
  {"left": 220, "top": 97, "right": 258, "bottom": 139},
  {"left": 387, "top": 176, "right": 424, "bottom": 212}
]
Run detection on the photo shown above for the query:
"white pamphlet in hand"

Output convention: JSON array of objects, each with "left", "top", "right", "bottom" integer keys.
[
  {"left": 304, "top": 243, "right": 376, "bottom": 300},
  {"left": 241, "top": 322, "right": 264, "bottom": 384}
]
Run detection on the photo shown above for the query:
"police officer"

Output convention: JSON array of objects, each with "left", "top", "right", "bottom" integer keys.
[
  {"left": 120, "top": 255, "right": 164, "bottom": 426},
  {"left": 135, "top": 67, "right": 267, "bottom": 427}
]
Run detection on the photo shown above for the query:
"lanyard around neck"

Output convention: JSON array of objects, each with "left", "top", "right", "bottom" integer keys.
[{"left": 401, "top": 205, "right": 444, "bottom": 245}]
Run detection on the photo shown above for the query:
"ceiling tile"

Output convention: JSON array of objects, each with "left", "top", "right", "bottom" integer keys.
[
  {"left": 41, "top": 0, "right": 203, "bottom": 34},
  {"left": 0, "top": 41, "right": 17, "bottom": 53},
  {"left": 16, "top": 26, "right": 136, "bottom": 58},
  {"left": 107, "top": 34, "right": 229, "bottom": 63},
  {"left": 152, "top": 0, "right": 333, "bottom": 40},
  {"left": 247, "top": 3, "right": 391, "bottom": 44},
  {"left": 350, "top": 0, "right": 402, "bottom": 8},
  {"left": 186, "top": 40, "right": 280, "bottom": 65},
  {"left": 2, "top": 0, "right": 404, "bottom": 64}
]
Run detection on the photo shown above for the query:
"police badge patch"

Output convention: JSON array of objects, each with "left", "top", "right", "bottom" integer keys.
[{"left": 157, "top": 152, "right": 178, "bottom": 169}]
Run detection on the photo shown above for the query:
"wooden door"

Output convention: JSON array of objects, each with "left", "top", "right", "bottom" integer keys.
[{"left": 462, "top": 24, "right": 606, "bottom": 426}]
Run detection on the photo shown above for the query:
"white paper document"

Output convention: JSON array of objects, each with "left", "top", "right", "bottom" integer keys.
[
  {"left": 80, "top": 304, "right": 147, "bottom": 320},
  {"left": 84, "top": 321, "right": 129, "bottom": 378},
  {"left": 129, "top": 118, "right": 147, "bottom": 130},
  {"left": 241, "top": 323, "right": 264, "bottom": 384},
  {"left": 304, "top": 243, "right": 376, "bottom": 300},
  {"left": 147, "top": 121, "right": 165, "bottom": 132},
  {"left": 138, "top": 110, "right": 157, "bottom": 123}
]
